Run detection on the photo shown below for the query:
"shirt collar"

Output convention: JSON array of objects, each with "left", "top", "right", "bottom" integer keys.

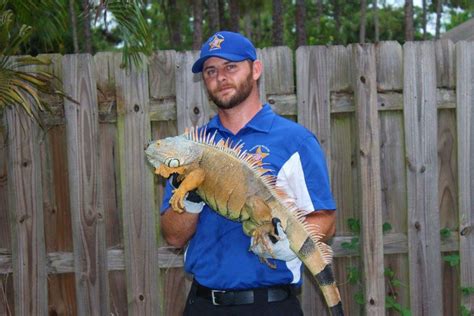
[{"left": 207, "top": 103, "right": 275, "bottom": 134}]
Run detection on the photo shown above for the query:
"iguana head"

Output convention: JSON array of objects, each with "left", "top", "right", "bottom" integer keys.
[{"left": 145, "top": 134, "right": 204, "bottom": 177}]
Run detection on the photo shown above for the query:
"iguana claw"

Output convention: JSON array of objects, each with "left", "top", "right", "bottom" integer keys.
[
  {"left": 170, "top": 188, "right": 186, "bottom": 213},
  {"left": 250, "top": 224, "right": 280, "bottom": 269}
]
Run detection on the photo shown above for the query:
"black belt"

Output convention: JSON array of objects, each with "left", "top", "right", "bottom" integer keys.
[{"left": 194, "top": 281, "right": 294, "bottom": 306}]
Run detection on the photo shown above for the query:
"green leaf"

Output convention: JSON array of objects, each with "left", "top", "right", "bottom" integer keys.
[
  {"left": 341, "top": 237, "right": 359, "bottom": 251},
  {"left": 382, "top": 222, "right": 392, "bottom": 234},
  {"left": 461, "top": 286, "right": 474, "bottom": 296},
  {"left": 341, "top": 241, "right": 352, "bottom": 250},
  {"left": 346, "top": 266, "right": 360, "bottom": 284},
  {"left": 391, "top": 279, "right": 403, "bottom": 288},
  {"left": 347, "top": 218, "right": 361, "bottom": 234},
  {"left": 440, "top": 227, "right": 452, "bottom": 239},
  {"left": 384, "top": 267, "right": 395, "bottom": 279},
  {"left": 401, "top": 308, "right": 413, "bottom": 316},
  {"left": 443, "top": 254, "right": 460, "bottom": 267},
  {"left": 385, "top": 295, "right": 398, "bottom": 309},
  {"left": 354, "top": 291, "right": 364, "bottom": 305},
  {"left": 461, "top": 305, "right": 471, "bottom": 316}
]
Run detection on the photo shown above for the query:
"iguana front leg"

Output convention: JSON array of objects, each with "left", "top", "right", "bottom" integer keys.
[{"left": 170, "top": 168, "right": 205, "bottom": 213}]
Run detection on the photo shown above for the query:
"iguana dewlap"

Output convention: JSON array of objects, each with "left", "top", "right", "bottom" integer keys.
[{"left": 145, "top": 129, "right": 344, "bottom": 316}]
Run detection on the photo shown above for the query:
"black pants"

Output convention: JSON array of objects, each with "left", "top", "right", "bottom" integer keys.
[{"left": 183, "top": 281, "right": 304, "bottom": 316}]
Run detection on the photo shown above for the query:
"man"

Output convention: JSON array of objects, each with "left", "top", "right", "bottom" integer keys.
[{"left": 160, "top": 31, "right": 336, "bottom": 315}]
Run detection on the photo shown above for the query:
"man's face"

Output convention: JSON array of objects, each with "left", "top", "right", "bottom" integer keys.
[{"left": 202, "top": 57, "right": 255, "bottom": 110}]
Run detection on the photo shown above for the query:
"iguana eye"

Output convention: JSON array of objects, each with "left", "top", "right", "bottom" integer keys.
[{"left": 167, "top": 158, "right": 180, "bottom": 168}]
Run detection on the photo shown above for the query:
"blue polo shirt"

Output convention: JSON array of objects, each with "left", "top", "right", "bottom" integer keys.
[{"left": 160, "top": 104, "right": 335, "bottom": 290}]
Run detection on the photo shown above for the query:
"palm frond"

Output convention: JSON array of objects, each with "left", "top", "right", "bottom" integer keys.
[
  {"left": 100, "top": 0, "right": 153, "bottom": 69},
  {"left": 0, "top": 1, "right": 74, "bottom": 125}
]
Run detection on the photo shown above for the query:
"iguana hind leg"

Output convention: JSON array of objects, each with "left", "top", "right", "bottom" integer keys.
[{"left": 242, "top": 196, "right": 280, "bottom": 268}]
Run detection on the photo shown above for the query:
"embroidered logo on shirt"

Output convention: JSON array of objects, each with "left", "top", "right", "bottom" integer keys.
[{"left": 249, "top": 145, "right": 271, "bottom": 173}]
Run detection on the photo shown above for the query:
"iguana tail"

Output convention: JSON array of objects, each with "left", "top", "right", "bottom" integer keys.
[{"left": 278, "top": 210, "right": 344, "bottom": 316}]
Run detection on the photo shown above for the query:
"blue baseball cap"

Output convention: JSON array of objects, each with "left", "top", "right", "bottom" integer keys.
[{"left": 192, "top": 31, "right": 257, "bottom": 73}]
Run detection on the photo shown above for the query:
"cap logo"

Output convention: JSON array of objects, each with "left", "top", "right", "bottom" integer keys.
[{"left": 208, "top": 34, "right": 224, "bottom": 51}]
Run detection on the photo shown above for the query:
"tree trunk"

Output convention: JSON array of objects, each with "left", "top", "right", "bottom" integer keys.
[
  {"left": 404, "top": 0, "right": 414, "bottom": 41},
  {"left": 315, "top": 0, "right": 323, "bottom": 26},
  {"left": 360, "top": 0, "right": 367, "bottom": 43},
  {"left": 295, "top": 0, "right": 307, "bottom": 47},
  {"left": 81, "top": 0, "right": 92, "bottom": 53},
  {"left": 193, "top": 0, "right": 203, "bottom": 50},
  {"left": 333, "top": 0, "right": 341, "bottom": 43},
  {"left": 208, "top": 0, "right": 220, "bottom": 33},
  {"left": 422, "top": 0, "right": 427, "bottom": 39},
  {"left": 168, "top": 0, "right": 182, "bottom": 48},
  {"left": 435, "top": 0, "right": 442, "bottom": 39},
  {"left": 218, "top": 0, "right": 227, "bottom": 31},
  {"left": 272, "top": 0, "right": 283, "bottom": 46},
  {"left": 374, "top": 0, "right": 380, "bottom": 42},
  {"left": 69, "top": 0, "right": 79, "bottom": 53},
  {"left": 229, "top": 0, "right": 240, "bottom": 32}
]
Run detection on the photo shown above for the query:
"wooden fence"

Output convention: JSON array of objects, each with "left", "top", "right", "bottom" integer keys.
[{"left": 0, "top": 40, "right": 473, "bottom": 316}]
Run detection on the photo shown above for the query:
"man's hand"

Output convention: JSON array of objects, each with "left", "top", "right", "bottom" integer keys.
[
  {"left": 170, "top": 173, "right": 205, "bottom": 214},
  {"left": 251, "top": 220, "right": 297, "bottom": 262}
]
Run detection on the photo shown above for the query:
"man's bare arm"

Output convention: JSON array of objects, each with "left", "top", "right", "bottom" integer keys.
[
  {"left": 305, "top": 210, "right": 336, "bottom": 242},
  {"left": 161, "top": 208, "right": 199, "bottom": 248}
]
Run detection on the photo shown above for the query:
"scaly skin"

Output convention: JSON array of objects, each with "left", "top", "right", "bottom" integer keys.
[{"left": 145, "top": 130, "right": 344, "bottom": 315}]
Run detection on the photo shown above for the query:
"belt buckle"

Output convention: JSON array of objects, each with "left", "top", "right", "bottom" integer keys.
[{"left": 211, "top": 289, "right": 226, "bottom": 305}]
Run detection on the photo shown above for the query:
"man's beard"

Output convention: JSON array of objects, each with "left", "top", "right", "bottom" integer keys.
[{"left": 208, "top": 72, "right": 254, "bottom": 110}]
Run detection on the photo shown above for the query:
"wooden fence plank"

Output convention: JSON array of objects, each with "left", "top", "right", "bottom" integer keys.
[
  {"left": 94, "top": 51, "right": 128, "bottom": 316},
  {"left": 352, "top": 44, "right": 385, "bottom": 315},
  {"left": 376, "top": 41, "right": 403, "bottom": 91},
  {"left": 438, "top": 109, "right": 459, "bottom": 316},
  {"left": 148, "top": 49, "right": 190, "bottom": 315},
  {"left": 296, "top": 46, "right": 331, "bottom": 156},
  {"left": 456, "top": 40, "right": 474, "bottom": 314},
  {"left": 296, "top": 45, "right": 332, "bottom": 316},
  {"left": 37, "top": 53, "right": 77, "bottom": 316},
  {"left": 403, "top": 41, "right": 443, "bottom": 316},
  {"left": 175, "top": 51, "right": 210, "bottom": 133},
  {"left": 435, "top": 39, "right": 456, "bottom": 89},
  {"left": 63, "top": 54, "right": 110, "bottom": 316},
  {"left": 259, "top": 46, "right": 294, "bottom": 112},
  {"left": 5, "top": 105, "right": 48, "bottom": 315},
  {"left": 328, "top": 45, "right": 352, "bottom": 92},
  {"left": 114, "top": 54, "right": 159, "bottom": 314},
  {"left": 0, "top": 125, "right": 13, "bottom": 316},
  {"left": 376, "top": 41, "right": 410, "bottom": 314},
  {"left": 328, "top": 44, "right": 360, "bottom": 314}
]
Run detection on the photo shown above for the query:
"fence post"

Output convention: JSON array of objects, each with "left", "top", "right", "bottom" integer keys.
[
  {"left": 352, "top": 43, "right": 385, "bottom": 315},
  {"left": 404, "top": 41, "right": 443, "bottom": 316},
  {"left": 5, "top": 75, "right": 48, "bottom": 315},
  {"left": 456, "top": 40, "right": 474, "bottom": 314},
  {"left": 63, "top": 53, "right": 110, "bottom": 316}
]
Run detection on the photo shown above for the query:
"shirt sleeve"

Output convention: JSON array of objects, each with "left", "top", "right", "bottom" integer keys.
[{"left": 276, "top": 135, "right": 336, "bottom": 214}]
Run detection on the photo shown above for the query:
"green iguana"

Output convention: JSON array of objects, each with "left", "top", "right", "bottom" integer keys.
[{"left": 145, "top": 129, "right": 344, "bottom": 315}]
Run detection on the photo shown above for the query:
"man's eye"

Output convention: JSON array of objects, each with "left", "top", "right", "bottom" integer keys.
[
  {"left": 206, "top": 69, "right": 216, "bottom": 77},
  {"left": 226, "top": 64, "right": 237, "bottom": 71}
]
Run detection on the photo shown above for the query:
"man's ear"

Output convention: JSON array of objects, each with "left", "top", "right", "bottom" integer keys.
[{"left": 252, "top": 60, "right": 263, "bottom": 81}]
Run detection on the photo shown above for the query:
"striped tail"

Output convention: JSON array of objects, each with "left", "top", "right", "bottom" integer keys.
[
  {"left": 289, "top": 229, "right": 344, "bottom": 316},
  {"left": 314, "top": 264, "right": 344, "bottom": 316}
]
